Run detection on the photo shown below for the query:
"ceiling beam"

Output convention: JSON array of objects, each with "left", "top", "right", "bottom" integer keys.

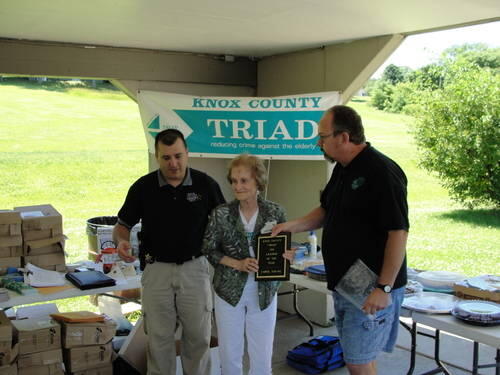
[{"left": 0, "top": 39, "right": 257, "bottom": 87}]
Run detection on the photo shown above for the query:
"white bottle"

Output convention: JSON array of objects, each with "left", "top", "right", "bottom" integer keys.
[{"left": 308, "top": 231, "right": 317, "bottom": 258}]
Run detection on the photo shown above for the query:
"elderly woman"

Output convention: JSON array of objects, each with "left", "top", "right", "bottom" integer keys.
[{"left": 202, "top": 154, "right": 292, "bottom": 375}]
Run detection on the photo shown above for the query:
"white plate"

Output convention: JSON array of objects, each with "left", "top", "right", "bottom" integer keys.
[
  {"left": 402, "top": 292, "right": 458, "bottom": 314},
  {"left": 452, "top": 300, "right": 500, "bottom": 325},
  {"left": 456, "top": 301, "right": 500, "bottom": 315},
  {"left": 416, "top": 271, "right": 466, "bottom": 289}
]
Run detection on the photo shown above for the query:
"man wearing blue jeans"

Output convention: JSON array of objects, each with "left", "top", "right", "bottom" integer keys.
[{"left": 273, "top": 105, "right": 409, "bottom": 375}]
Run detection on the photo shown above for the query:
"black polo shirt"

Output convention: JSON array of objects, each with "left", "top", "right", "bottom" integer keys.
[
  {"left": 117, "top": 168, "right": 225, "bottom": 267},
  {"left": 320, "top": 144, "right": 409, "bottom": 290}
]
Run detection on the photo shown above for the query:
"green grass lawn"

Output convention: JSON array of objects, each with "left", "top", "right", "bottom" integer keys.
[
  {"left": 0, "top": 80, "right": 498, "bottom": 311},
  {"left": 0, "top": 79, "right": 147, "bottom": 312}
]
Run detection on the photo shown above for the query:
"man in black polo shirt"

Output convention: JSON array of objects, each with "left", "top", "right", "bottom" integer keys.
[
  {"left": 273, "top": 105, "right": 409, "bottom": 375},
  {"left": 113, "top": 129, "right": 225, "bottom": 375}
]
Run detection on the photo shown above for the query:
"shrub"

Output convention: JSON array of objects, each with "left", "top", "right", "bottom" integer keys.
[
  {"left": 412, "top": 61, "right": 500, "bottom": 207},
  {"left": 387, "top": 82, "right": 418, "bottom": 114},
  {"left": 370, "top": 81, "right": 393, "bottom": 110}
]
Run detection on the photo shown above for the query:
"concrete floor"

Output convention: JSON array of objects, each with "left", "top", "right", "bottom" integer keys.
[
  {"left": 264, "top": 313, "right": 498, "bottom": 375},
  {"left": 167, "top": 305, "right": 498, "bottom": 375}
]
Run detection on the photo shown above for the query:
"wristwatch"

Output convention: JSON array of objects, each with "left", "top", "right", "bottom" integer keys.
[{"left": 376, "top": 283, "right": 392, "bottom": 293}]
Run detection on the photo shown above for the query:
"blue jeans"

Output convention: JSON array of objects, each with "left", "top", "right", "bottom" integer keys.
[{"left": 333, "top": 287, "right": 405, "bottom": 364}]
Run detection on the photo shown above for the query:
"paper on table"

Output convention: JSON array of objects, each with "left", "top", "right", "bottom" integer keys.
[
  {"left": 37, "top": 285, "right": 74, "bottom": 294},
  {"left": 66, "top": 260, "right": 104, "bottom": 273},
  {"left": 25, "top": 263, "right": 66, "bottom": 287},
  {"left": 107, "top": 264, "right": 127, "bottom": 285}
]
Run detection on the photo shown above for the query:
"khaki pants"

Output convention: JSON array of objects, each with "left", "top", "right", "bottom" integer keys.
[{"left": 141, "top": 257, "right": 212, "bottom": 375}]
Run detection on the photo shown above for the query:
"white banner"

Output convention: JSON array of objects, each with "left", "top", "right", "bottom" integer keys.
[{"left": 137, "top": 90, "right": 340, "bottom": 160}]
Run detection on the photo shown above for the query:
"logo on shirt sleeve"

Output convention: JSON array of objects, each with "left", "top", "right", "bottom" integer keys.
[{"left": 186, "top": 192, "right": 202, "bottom": 202}]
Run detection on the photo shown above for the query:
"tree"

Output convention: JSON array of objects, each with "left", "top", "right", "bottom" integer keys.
[
  {"left": 381, "top": 64, "right": 411, "bottom": 85},
  {"left": 409, "top": 63, "right": 446, "bottom": 91},
  {"left": 441, "top": 43, "right": 500, "bottom": 69},
  {"left": 387, "top": 82, "right": 418, "bottom": 114},
  {"left": 370, "top": 80, "right": 393, "bottom": 110},
  {"left": 412, "top": 60, "right": 500, "bottom": 207}
]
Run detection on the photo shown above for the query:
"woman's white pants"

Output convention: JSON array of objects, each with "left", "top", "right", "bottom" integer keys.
[{"left": 214, "top": 279, "right": 277, "bottom": 375}]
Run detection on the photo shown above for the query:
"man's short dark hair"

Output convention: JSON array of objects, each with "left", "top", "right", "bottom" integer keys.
[
  {"left": 328, "top": 105, "right": 365, "bottom": 144},
  {"left": 155, "top": 129, "right": 187, "bottom": 152}
]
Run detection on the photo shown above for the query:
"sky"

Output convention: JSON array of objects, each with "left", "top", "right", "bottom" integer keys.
[{"left": 373, "top": 21, "right": 500, "bottom": 78}]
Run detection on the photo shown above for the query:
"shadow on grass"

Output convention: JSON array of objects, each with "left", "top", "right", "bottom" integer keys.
[
  {"left": 438, "top": 208, "right": 500, "bottom": 228},
  {"left": 0, "top": 78, "right": 119, "bottom": 93}
]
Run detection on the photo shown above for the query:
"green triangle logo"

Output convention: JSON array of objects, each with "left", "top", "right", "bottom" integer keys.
[{"left": 147, "top": 115, "right": 160, "bottom": 139}]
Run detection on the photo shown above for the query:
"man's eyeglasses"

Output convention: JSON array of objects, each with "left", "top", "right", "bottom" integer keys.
[
  {"left": 318, "top": 131, "right": 343, "bottom": 142},
  {"left": 318, "top": 133, "right": 334, "bottom": 141}
]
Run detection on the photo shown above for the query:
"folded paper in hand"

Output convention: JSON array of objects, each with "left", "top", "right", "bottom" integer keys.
[
  {"left": 335, "top": 259, "right": 391, "bottom": 317},
  {"left": 66, "top": 270, "right": 116, "bottom": 290},
  {"left": 25, "top": 263, "right": 66, "bottom": 287}
]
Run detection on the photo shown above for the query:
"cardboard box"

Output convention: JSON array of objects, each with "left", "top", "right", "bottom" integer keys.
[
  {"left": 22, "top": 253, "right": 66, "bottom": 271},
  {"left": 0, "top": 234, "right": 23, "bottom": 258},
  {"left": 454, "top": 281, "right": 500, "bottom": 302},
  {"left": 0, "top": 246, "right": 23, "bottom": 258},
  {"left": 71, "top": 363, "right": 113, "bottom": 375},
  {"left": 18, "top": 348, "right": 63, "bottom": 368},
  {"left": 0, "top": 312, "right": 17, "bottom": 368},
  {"left": 0, "top": 363, "right": 17, "bottom": 375},
  {"left": 23, "top": 235, "right": 65, "bottom": 256},
  {"left": 64, "top": 343, "right": 113, "bottom": 372},
  {"left": 0, "top": 211, "right": 21, "bottom": 237},
  {"left": 62, "top": 318, "right": 116, "bottom": 348},
  {"left": 0, "top": 236, "right": 22, "bottom": 248},
  {"left": 118, "top": 318, "right": 220, "bottom": 375},
  {"left": 0, "top": 236, "right": 23, "bottom": 258},
  {"left": 0, "top": 311, "right": 12, "bottom": 353},
  {"left": 118, "top": 317, "right": 147, "bottom": 374},
  {"left": 23, "top": 227, "right": 63, "bottom": 241},
  {"left": 14, "top": 205, "right": 63, "bottom": 234},
  {"left": 0, "top": 345, "right": 18, "bottom": 368},
  {"left": 12, "top": 317, "right": 61, "bottom": 355},
  {"left": 0, "top": 257, "right": 21, "bottom": 269},
  {"left": 17, "top": 363, "right": 65, "bottom": 375}
]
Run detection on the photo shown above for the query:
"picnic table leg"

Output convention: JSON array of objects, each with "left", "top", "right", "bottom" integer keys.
[
  {"left": 472, "top": 342, "right": 479, "bottom": 375},
  {"left": 399, "top": 319, "right": 417, "bottom": 375},
  {"left": 293, "top": 284, "right": 314, "bottom": 336},
  {"left": 408, "top": 321, "right": 417, "bottom": 375},
  {"left": 420, "top": 330, "right": 452, "bottom": 375}
]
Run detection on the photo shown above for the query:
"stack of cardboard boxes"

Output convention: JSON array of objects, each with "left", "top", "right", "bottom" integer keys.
[
  {"left": 0, "top": 311, "right": 17, "bottom": 374},
  {"left": 60, "top": 317, "right": 116, "bottom": 375},
  {"left": 0, "top": 211, "right": 23, "bottom": 269},
  {"left": 13, "top": 205, "right": 66, "bottom": 271},
  {"left": 12, "top": 315, "right": 64, "bottom": 375},
  {"left": 0, "top": 311, "right": 117, "bottom": 375}
]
